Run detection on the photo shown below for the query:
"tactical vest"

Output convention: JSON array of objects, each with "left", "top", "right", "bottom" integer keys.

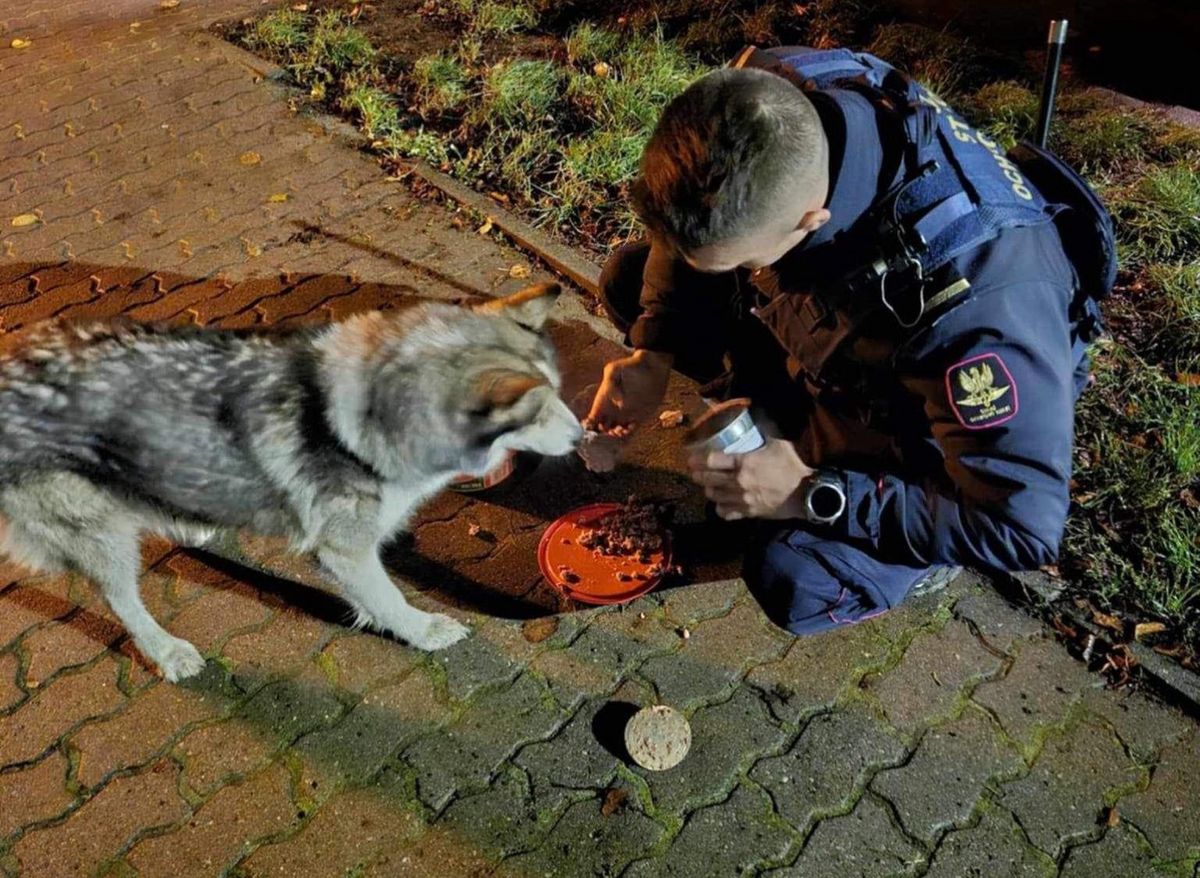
[{"left": 739, "top": 47, "right": 1116, "bottom": 381}]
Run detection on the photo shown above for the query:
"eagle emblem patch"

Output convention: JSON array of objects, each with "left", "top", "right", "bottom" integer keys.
[{"left": 946, "top": 353, "right": 1018, "bottom": 429}]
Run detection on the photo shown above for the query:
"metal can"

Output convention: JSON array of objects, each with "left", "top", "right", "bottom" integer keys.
[
  {"left": 448, "top": 450, "right": 539, "bottom": 495},
  {"left": 683, "top": 398, "right": 765, "bottom": 455}
]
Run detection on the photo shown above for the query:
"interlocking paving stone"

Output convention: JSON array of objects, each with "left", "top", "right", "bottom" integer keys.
[
  {"left": 777, "top": 794, "right": 923, "bottom": 877},
  {"left": 293, "top": 665, "right": 453, "bottom": 803},
  {"left": 0, "top": 751, "right": 76, "bottom": 840},
  {"left": 745, "top": 625, "right": 889, "bottom": 725},
  {"left": 512, "top": 696, "right": 624, "bottom": 813},
  {"left": 239, "top": 786, "right": 424, "bottom": 878},
  {"left": 12, "top": 759, "right": 188, "bottom": 878},
  {"left": 640, "top": 602, "right": 790, "bottom": 708},
  {"left": 639, "top": 783, "right": 795, "bottom": 877},
  {"left": 1078, "top": 688, "right": 1194, "bottom": 765},
  {"left": 1118, "top": 736, "right": 1200, "bottom": 862},
  {"left": 175, "top": 719, "right": 277, "bottom": 797},
  {"left": 642, "top": 686, "right": 789, "bottom": 816},
  {"left": 495, "top": 786, "right": 664, "bottom": 878},
  {"left": 125, "top": 763, "right": 300, "bottom": 878},
  {"left": 922, "top": 803, "right": 1055, "bottom": 878},
  {"left": 18, "top": 609, "right": 124, "bottom": 686},
  {"left": 864, "top": 619, "right": 1004, "bottom": 734},
  {"left": 317, "top": 631, "right": 424, "bottom": 696},
  {"left": 1059, "top": 824, "right": 1172, "bottom": 878},
  {"left": 659, "top": 580, "right": 744, "bottom": 627},
  {"left": 871, "top": 707, "right": 1022, "bottom": 845},
  {"left": 750, "top": 708, "right": 907, "bottom": 833},
  {"left": 972, "top": 635, "right": 1098, "bottom": 749},
  {"left": 233, "top": 676, "right": 348, "bottom": 753},
  {"left": 438, "top": 766, "right": 548, "bottom": 859},
  {"left": 998, "top": 719, "right": 1142, "bottom": 858},
  {"left": 404, "top": 672, "right": 567, "bottom": 810},
  {"left": 432, "top": 628, "right": 524, "bottom": 703},
  {"left": 69, "top": 678, "right": 227, "bottom": 788},
  {"left": 952, "top": 586, "right": 1044, "bottom": 654},
  {"left": 0, "top": 659, "right": 124, "bottom": 768},
  {"left": 0, "top": 651, "right": 22, "bottom": 713}
]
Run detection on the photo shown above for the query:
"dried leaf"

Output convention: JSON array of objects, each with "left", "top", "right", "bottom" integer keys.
[
  {"left": 1176, "top": 372, "right": 1200, "bottom": 387},
  {"left": 1181, "top": 488, "right": 1200, "bottom": 510},
  {"left": 1134, "top": 621, "right": 1167, "bottom": 640},
  {"left": 487, "top": 191, "right": 510, "bottom": 205},
  {"left": 159, "top": 0, "right": 180, "bottom": 8},
  {"left": 593, "top": 61, "right": 611, "bottom": 78},
  {"left": 477, "top": 217, "right": 494, "bottom": 235},
  {"left": 508, "top": 264, "right": 530, "bottom": 279},
  {"left": 1091, "top": 610, "right": 1124, "bottom": 633},
  {"left": 521, "top": 617, "right": 558, "bottom": 644},
  {"left": 600, "top": 787, "right": 628, "bottom": 817},
  {"left": 10, "top": 213, "right": 39, "bottom": 227},
  {"left": 292, "top": 2, "right": 309, "bottom": 9},
  {"left": 1104, "top": 806, "right": 1120, "bottom": 828},
  {"left": 10, "top": 38, "right": 31, "bottom": 49},
  {"left": 239, "top": 151, "right": 261, "bottom": 167},
  {"left": 310, "top": 81, "right": 326, "bottom": 100},
  {"left": 267, "top": 192, "right": 289, "bottom": 203}
]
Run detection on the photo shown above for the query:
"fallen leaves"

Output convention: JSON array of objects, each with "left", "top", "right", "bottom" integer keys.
[
  {"left": 159, "top": 0, "right": 181, "bottom": 8},
  {"left": 507, "top": 263, "right": 530, "bottom": 279},
  {"left": 267, "top": 192, "right": 289, "bottom": 203},
  {"left": 10, "top": 213, "right": 39, "bottom": 227},
  {"left": 1091, "top": 609, "right": 1124, "bottom": 633},
  {"left": 1134, "top": 621, "right": 1167, "bottom": 640},
  {"left": 1175, "top": 372, "right": 1200, "bottom": 387},
  {"left": 593, "top": 61, "right": 611, "bottom": 78},
  {"left": 521, "top": 617, "right": 559, "bottom": 644},
  {"left": 658, "top": 409, "right": 685, "bottom": 428},
  {"left": 238, "top": 151, "right": 262, "bottom": 166},
  {"left": 600, "top": 787, "right": 628, "bottom": 817},
  {"left": 10, "top": 38, "right": 31, "bottom": 49},
  {"left": 477, "top": 216, "right": 495, "bottom": 235}
]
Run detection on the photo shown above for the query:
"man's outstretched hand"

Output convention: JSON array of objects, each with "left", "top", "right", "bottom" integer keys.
[
  {"left": 688, "top": 439, "right": 815, "bottom": 520},
  {"left": 585, "top": 349, "right": 674, "bottom": 431},
  {"left": 578, "top": 350, "right": 673, "bottom": 473}
]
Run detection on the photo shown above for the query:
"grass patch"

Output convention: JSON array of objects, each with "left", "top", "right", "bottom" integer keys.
[
  {"left": 472, "top": 1, "right": 537, "bottom": 35},
  {"left": 1065, "top": 343, "right": 1200, "bottom": 628},
  {"left": 1110, "top": 162, "right": 1200, "bottom": 263},
  {"left": 481, "top": 59, "right": 561, "bottom": 125},
  {"left": 412, "top": 52, "right": 470, "bottom": 114}
]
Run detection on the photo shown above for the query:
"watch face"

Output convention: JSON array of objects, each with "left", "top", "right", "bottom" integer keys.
[{"left": 809, "top": 481, "right": 846, "bottom": 521}]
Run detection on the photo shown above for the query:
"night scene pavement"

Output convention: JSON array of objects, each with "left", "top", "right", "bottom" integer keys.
[{"left": 1, "top": 1, "right": 1198, "bottom": 875}]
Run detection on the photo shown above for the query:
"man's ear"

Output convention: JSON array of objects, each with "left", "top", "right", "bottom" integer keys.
[
  {"left": 467, "top": 368, "right": 546, "bottom": 415},
  {"left": 797, "top": 208, "right": 830, "bottom": 235},
  {"left": 474, "top": 282, "right": 562, "bottom": 330}
]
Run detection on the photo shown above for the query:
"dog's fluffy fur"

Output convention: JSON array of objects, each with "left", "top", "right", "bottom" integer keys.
[{"left": 0, "top": 283, "right": 582, "bottom": 680}]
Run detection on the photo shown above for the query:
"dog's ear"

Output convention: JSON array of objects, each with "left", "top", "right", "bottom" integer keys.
[
  {"left": 468, "top": 369, "right": 546, "bottom": 414},
  {"left": 474, "top": 282, "right": 561, "bottom": 330}
]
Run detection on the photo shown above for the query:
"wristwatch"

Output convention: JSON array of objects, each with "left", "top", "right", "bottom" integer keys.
[{"left": 803, "top": 470, "right": 847, "bottom": 526}]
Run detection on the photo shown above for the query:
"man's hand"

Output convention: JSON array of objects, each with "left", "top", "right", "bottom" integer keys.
[
  {"left": 586, "top": 349, "right": 674, "bottom": 431},
  {"left": 688, "top": 439, "right": 815, "bottom": 520}
]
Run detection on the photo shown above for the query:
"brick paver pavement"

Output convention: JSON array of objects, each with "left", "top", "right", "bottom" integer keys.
[{"left": 2, "top": 1, "right": 1198, "bottom": 876}]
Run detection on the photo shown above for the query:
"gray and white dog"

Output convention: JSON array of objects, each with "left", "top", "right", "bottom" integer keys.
[{"left": 0, "top": 282, "right": 582, "bottom": 681}]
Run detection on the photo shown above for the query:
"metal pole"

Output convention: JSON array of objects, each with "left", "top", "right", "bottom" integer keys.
[{"left": 1035, "top": 19, "right": 1069, "bottom": 148}]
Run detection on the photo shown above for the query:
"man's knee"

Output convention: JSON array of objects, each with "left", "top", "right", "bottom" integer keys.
[
  {"left": 597, "top": 240, "right": 651, "bottom": 335},
  {"left": 747, "top": 529, "right": 928, "bottom": 636}
]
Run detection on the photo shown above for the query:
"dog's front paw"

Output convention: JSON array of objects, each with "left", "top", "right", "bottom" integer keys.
[
  {"left": 409, "top": 613, "right": 470, "bottom": 651},
  {"left": 153, "top": 636, "right": 207, "bottom": 682}
]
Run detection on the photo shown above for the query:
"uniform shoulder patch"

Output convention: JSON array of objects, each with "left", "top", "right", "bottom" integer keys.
[{"left": 946, "top": 352, "right": 1018, "bottom": 429}]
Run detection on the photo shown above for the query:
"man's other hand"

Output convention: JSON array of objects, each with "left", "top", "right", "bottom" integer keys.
[{"left": 688, "top": 439, "right": 815, "bottom": 520}]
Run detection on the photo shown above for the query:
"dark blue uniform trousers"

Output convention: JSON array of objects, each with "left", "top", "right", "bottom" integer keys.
[{"left": 599, "top": 241, "right": 938, "bottom": 635}]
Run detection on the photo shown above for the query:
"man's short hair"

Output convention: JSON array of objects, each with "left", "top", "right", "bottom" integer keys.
[{"left": 630, "top": 67, "right": 827, "bottom": 252}]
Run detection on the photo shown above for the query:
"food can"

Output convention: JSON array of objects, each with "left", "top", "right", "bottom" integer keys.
[
  {"left": 683, "top": 398, "right": 765, "bottom": 455},
  {"left": 449, "top": 450, "right": 518, "bottom": 494}
]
